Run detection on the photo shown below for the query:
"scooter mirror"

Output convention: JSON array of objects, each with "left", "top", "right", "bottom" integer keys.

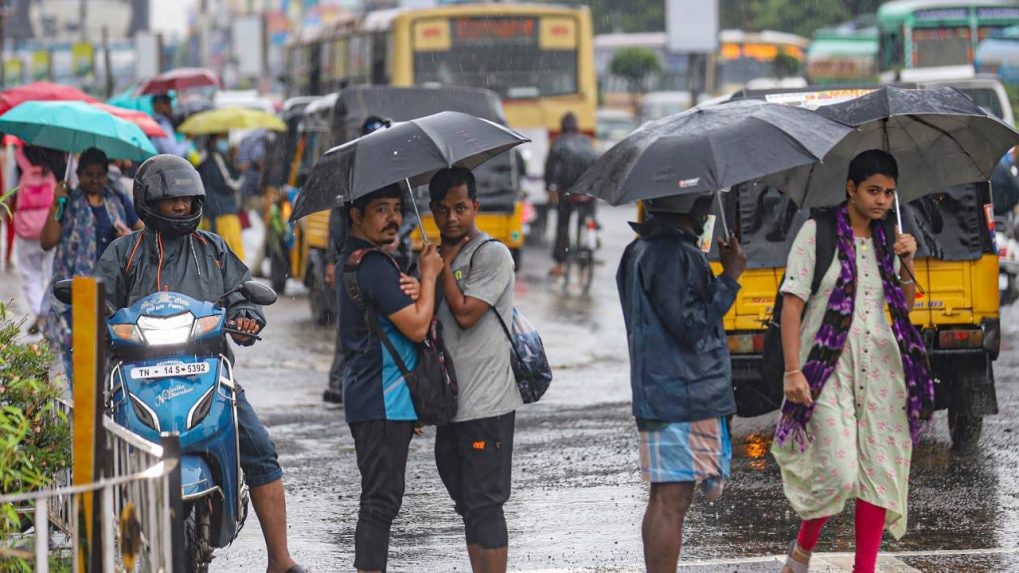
[
  {"left": 53, "top": 279, "right": 73, "bottom": 305},
  {"left": 241, "top": 281, "right": 278, "bottom": 306}
]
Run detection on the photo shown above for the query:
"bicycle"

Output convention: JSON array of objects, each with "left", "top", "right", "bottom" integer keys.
[{"left": 562, "top": 199, "right": 600, "bottom": 294}]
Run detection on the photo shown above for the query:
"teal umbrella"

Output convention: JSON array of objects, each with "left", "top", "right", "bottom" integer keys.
[
  {"left": 108, "top": 85, "right": 175, "bottom": 115},
  {"left": 0, "top": 100, "right": 157, "bottom": 163}
]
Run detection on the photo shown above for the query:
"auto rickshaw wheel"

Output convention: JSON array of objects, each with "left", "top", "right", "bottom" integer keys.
[{"left": 948, "top": 408, "right": 983, "bottom": 450}]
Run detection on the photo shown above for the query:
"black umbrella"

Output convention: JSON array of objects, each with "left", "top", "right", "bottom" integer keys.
[
  {"left": 760, "top": 86, "right": 1019, "bottom": 227},
  {"left": 569, "top": 99, "right": 854, "bottom": 208},
  {"left": 290, "top": 111, "right": 529, "bottom": 234}
]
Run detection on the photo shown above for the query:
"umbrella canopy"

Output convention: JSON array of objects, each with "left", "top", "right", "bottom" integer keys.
[
  {"left": 136, "top": 68, "right": 221, "bottom": 96},
  {"left": 107, "top": 85, "right": 166, "bottom": 115},
  {"left": 0, "top": 81, "right": 97, "bottom": 115},
  {"left": 178, "top": 107, "right": 287, "bottom": 136},
  {"left": 569, "top": 99, "right": 855, "bottom": 206},
  {"left": 0, "top": 100, "right": 157, "bottom": 162},
  {"left": 90, "top": 102, "right": 165, "bottom": 137},
  {"left": 291, "top": 111, "right": 529, "bottom": 221},
  {"left": 760, "top": 86, "right": 1019, "bottom": 207}
]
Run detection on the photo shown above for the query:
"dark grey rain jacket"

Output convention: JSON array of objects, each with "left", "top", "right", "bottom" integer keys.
[
  {"left": 93, "top": 228, "right": 264, "bottom": 349},
  {"left": 616, "top": 217, "right": 739, "bottom": 424}
]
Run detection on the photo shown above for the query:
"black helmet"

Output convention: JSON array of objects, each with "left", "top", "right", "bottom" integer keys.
[
  {"left": 361, "top": 115, "right": 390, "bottom": 135},
  {"left": 133, "top": 154, "right": 206, "bottom": 236}
]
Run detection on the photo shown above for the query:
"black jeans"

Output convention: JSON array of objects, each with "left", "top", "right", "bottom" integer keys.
[
  {"left": 552, "top": 198, "right": 597, "bottom": 264},
  {"left": 434, "top": 411, "right": 515, "bottom": 549},
  {"left": 350, "top": 420, "right": 415, "bottom": 571}
]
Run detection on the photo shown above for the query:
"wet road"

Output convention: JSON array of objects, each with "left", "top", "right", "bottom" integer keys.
[
  {"left": 3, "top": 204, "right": 1018, "bottom": 571},
  {"left": 206, "top": 204, "right": 1019, "bottom": 572}
]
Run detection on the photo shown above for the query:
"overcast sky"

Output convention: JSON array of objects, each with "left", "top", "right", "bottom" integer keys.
[{"left": 150, "top": 0, "right": 198, "bottom": 38}]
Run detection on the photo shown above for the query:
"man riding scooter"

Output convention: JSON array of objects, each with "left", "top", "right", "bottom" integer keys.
[{"left": 92, "top": 154, "right": 306, "bottom": 573}]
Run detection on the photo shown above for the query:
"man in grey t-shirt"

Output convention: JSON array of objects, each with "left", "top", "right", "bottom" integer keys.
[{"left": 430, "top": 167, "right": 520, "bottom": 573}]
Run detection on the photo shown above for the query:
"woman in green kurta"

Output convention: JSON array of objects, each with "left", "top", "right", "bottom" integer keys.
[{"left": 774, "top": 150, "right": 934, "bottom": 573}]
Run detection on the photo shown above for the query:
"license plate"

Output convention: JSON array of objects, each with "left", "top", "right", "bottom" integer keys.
[{"left": 130, "top": 362, "right": 210, "bottom": 380}]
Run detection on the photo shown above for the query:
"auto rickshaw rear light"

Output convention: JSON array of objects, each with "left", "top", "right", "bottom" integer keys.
[
  {"left": 727, "top": 333, "right": 765, "bottom": 354},
  {"left": 938, "top": 329, "right": 984, "bottom": 349}
]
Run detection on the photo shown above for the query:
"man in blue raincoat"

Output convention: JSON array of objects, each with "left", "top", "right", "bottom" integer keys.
[{"left": 616, "top": 191, "right": 746, "bottom": 572}]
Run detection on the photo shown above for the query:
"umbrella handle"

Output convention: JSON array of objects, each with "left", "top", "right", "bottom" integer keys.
[
  {"left": 405, "top": 178, "right": 429, "bottom": 246},
  {"left": 894, "top": 191, "right": 903, "bottom": 233},
  {"left": 715, "top": 190, "right": 730, "bottom": 244},
  {"left": 63, "top": 156, "right": 73, "bottom": 183}
]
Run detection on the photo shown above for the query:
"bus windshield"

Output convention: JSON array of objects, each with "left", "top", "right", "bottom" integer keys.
[{"left": 412, "top": 16, "right": 579, "bottom": 99}]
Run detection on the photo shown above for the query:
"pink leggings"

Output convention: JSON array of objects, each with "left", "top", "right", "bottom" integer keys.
[{"left": 796, "top": 499, "right": 886, "bottom": 573}]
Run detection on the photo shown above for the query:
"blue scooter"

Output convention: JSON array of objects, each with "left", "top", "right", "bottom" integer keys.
[{"left": 55, "top": 279, "right": 277, "bottom": 572}]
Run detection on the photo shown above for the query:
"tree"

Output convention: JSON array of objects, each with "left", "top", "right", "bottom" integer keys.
[
  {"left": 532, "top": 0, "right": 664, "bottom": 34},
  {"left": 721, "top": 0, "right": 849, "bottom": 38},
  {"left": 610, "top": 47, "right": 663, "bottom": 118}
]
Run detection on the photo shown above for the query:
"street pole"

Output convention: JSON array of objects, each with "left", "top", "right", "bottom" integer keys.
[
  {"left": 688, "top": 53, "right": 701, "bottom": 109},
  {"left": 102, "top": 25, "right": 113, "bottom": 99},
  {"left": 0, "top": 0, "right": 7, "bottom": 90},
  {"left": 78, "top": 0, "right": 86, "bottom": 42}
]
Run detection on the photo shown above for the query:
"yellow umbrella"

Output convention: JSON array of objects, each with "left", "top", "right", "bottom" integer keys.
[{"left": 177, "top": 107, "right": 286, "bottom": 135}]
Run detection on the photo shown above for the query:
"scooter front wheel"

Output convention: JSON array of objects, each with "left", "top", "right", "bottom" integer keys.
[{"left": 183, "top": 503, "right": 212, "bottom": 573}]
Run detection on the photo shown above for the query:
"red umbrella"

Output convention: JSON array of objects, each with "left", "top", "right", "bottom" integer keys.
[
  {"left": 91, "top": 103, "right": 166, "bottom": 138},
  {"left": 0, "top": 81, "right": 98, "bottom": 115},
  {"left": 136, "top": 68, "right": 221, "bottom": 96}
]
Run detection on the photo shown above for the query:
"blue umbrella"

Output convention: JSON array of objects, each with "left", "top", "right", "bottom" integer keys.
[{"left": 0, "top": 100, "right": 158, "bottom": 163}]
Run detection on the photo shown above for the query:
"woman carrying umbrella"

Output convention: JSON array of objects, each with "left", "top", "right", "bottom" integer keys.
[
  {"left": 40, "top": 147, "right": 144, "bottom": 378},
  {"left": 196, "top": 132, "right": 245, "bottom": 260},
  {"left": 774, "top": 150, "right": 933, "bottom": 573}
]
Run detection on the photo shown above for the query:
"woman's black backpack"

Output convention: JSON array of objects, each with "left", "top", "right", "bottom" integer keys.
[
  {"left": 343, "top": 248, "right": 459, "bottom": 426},
  {"left": 745, "top": 209, "right": 895, "bottom": 417}
]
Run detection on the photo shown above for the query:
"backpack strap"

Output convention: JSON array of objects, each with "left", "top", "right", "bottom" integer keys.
[
  {"left": 810, "top": 208, "right": 837, "bottom": 296},
  {"left": 342, "top": 247, "right": 415, "bottom": 380},
  {"left": 467, "top": 238, "right": 502, "bottom": 273},
  {"left": 465, "top": 238, "right": 521, "bottom": 359}
]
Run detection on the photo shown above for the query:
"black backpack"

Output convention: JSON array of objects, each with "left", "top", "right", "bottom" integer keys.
[
  {"left": 741, "top": 209, "right": 895, "bottom": 418},
  {"left": 343, "top": 248, "right": 459, "bottom": 426}
]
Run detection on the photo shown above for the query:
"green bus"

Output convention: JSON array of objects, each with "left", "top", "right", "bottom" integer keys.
[
  {"left": 878, "top": 0, "right": 1019, "bottom": 75},
  {"left": 807, "top": 23, "right": 879, "bottom": 84}
]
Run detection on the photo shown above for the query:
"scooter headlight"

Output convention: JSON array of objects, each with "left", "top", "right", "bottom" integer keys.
[
  {"left": 137, "top": 313, "right": 195, "bottom": 346},
  {"left": 191, "top": 315, "right": 222, "bottom": 339}
]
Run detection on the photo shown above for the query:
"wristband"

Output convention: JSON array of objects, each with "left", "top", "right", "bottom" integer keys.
[{"left": 783, "top": 369, "right": 801, "bottom": 378}]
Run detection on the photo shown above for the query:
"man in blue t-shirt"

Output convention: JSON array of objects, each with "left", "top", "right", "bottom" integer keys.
[{"left": 338, "top": 182, "right": 442, "bottom": 573}]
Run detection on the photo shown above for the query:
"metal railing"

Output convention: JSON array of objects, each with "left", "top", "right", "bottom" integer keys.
[{"left": 0, "top": 410, "right": 181, "bottom": 573}]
